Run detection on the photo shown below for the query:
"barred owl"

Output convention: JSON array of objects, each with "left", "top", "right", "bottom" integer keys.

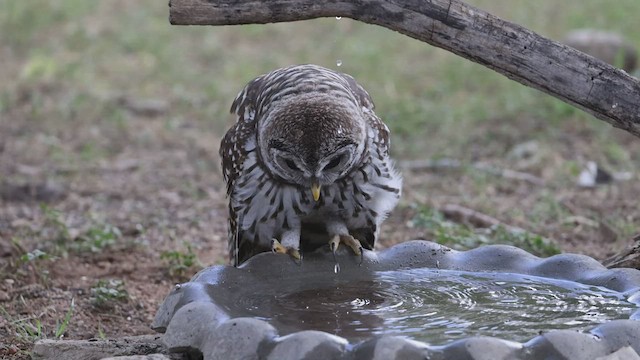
[{"left": 220, "top": 64, "right": 402, "bottom": 266}]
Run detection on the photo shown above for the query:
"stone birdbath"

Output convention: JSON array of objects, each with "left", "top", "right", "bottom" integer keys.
[{"left": 152, "top": 241, "right": 640, "bottom": 359}]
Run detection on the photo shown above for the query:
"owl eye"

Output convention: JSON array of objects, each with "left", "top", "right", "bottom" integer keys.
[
  {"left": 284, "top": 158, "right": 300, "bottom": 171},
  {"left": 323, "top": 155, "right": 344, "bottom": 171}
]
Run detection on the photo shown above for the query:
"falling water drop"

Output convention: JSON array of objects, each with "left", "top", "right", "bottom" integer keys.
[
  {"left": 336, "top": 16, "right": 342, "bottom": 20},
  {"left": 336, "top": 59, "right": 343, "bottom": 67},
  {"left": 334, "top": 263, "right": 341, "bottom": 273}
]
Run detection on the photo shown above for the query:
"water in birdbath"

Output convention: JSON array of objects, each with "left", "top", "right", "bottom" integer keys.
[{"left": 236, "top": 268, "right": 636, "bottom": 344}]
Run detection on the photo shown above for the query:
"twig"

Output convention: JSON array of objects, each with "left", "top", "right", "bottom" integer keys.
[
  {"left": 400, "top": 159, "right": 545, "bottom": 186},
  {"left": 602, "top": 234, "right": 640, "bottom": 269},
  {"left": 400, "top": 159, "right": 463, "bottom": 171},
  {"left": 438, "top": 203, "right": 526, "bottom": 234}
]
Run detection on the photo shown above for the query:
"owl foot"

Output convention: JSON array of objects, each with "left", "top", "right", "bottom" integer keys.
[
  {"left": 271, "top": 239, "right": 302, "bottom": 264},
  {"left": 329, "top": 234, "right": 364, "bottom": 265}
]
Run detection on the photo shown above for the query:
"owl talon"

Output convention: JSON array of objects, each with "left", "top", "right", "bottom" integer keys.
[
  {"left": 272, "top": 239, "right": 302, "bottom": 264},
  {"left": 271, "top": 239, "right": 287, "bottom": 254},
  {"left": 343, "top": 235, "right": 363, "bottom": 265},
  {"left": 329, "top": 236, "right": 339, "bottom": 252},
  {"left": 288, "top": 248, "right": 303, "bottom": 265},
  {"left": 328, "top": 234, "right": 364, "bottom": 264},
  {"left": 288, "top": 247, "right": 302, "bottom": 260},
  {"left": 329, "top": 236, "right": 339, "bottom": 264}
]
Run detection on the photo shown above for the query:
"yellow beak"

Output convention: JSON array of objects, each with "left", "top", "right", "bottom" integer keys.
[{"left": 311, "top": 182, "right": 321, "bottom": 202}]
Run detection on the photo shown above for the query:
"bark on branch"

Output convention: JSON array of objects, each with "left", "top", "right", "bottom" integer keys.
[{"left": 169, "top": 0, "right": 640, "bottom": 138}]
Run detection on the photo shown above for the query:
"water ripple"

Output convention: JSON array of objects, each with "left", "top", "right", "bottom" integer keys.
[{"left": 232, "top": 268, "right": 635, "bottom": 343}]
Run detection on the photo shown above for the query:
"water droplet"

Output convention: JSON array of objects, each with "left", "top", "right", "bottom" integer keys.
[
  {"left": 612, "top": 103, "right": 618, "bottom": 109},
  {"left": 336, "top": 59, "right": 343, "bottom": 67},
  {"left": 334, "top": 263, "right": 341, "bottom": 273},
  {"left": 336, "top": 16, "right": 342, "bottom": 20}
]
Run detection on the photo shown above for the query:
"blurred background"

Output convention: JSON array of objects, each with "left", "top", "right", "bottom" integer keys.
[{"left": 0, "top": 0, "right": 639, "bottom": 355}]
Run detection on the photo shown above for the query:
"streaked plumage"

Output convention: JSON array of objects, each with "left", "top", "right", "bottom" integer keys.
[{"left": 220, "top": 64, "right": 402, "bottom": 266}]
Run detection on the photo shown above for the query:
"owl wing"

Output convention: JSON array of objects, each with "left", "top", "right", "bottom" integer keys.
[
  {"left": 220, "top": 74, "right": 268, "bottom": 265},
  {"left": 220, "top": 75, "right": 263, "bottom": 195}
]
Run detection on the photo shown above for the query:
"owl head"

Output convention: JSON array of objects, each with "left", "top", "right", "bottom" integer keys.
[{"left": 258, "top": 94, "right": 367, "bottom": 200}]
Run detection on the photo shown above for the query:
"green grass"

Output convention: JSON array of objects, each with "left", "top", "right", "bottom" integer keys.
[
  {"left": 2, "top": 0, "right": 638, "bottom": 162},
  {"left": 15, "top": 247, "right": 56, "bottom": 283},
  {"left": 161, "top": 243, "right": 201, "bottom": 280},
  {"left": 1, "top": 299, "right": 75, "bottom": 341},
  {"left": 74, "top": 223, "right": 122, "bottom": 253},
  {"left": 38, "top": 205, "right": 123, "bottom": 254},
  {"left": 412, "top": 206, "right": 561, "bottom": 257},
  {"left": 91, "top": 279, "right": 129, "bottom": 309},
  {"left": 19, "top": 249, "right": 53, "bottom": 264},
  {"left": 40, "top": 205, "right": 71, "bottom": 245},
  {"left": 97, "top": 321, "right": 107, "bottom": 340},
  {"left": 54, "top": 300, "right": 74, "bottom": 339}
]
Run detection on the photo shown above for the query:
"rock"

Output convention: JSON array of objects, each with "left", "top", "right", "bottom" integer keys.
[
  {"left": 266, "top": 331, "right": 347, "bottom": 360},
  {"left": 527, "top": 330, "right": 606, "bottom": 359},
  {"left": 116, "top": 96, "right": 169, "bottom": 117},
  {"left": 595, "top": 346, "right": 640, "bottom": 360},
  {"left": 444, "top": 337, "right": 522, "bottom": 360},
  {"left": 32, "top": 335, "right": 165, "bottom": 360},
  {"left": 577, "top": 161, "right": 613, "bottom": 187},
  {"left": 353, "top": 336, "right": 428, "bottom": 360},
  {"left": 151, "top": 283, "right": 186, "bottom": 332},
  {"left": 0, "top": 180, "right": 66, "bottom": 203},
  {"left": 162, "top": 301, "right": 230, "bottom": 351},
  {"left": 102, "top": 355, "right": 173, "bottom": 360},
  {"left": 590, "top": 320, "right": 640, "bottom": 355},
  {"left": 203, "top": 317, "right": 279, "bottom": 360},
  {"left": 0, "top": 239, "right": 15, "bottom": 257},
  {"left": 507, "top": 140, "right": 539, "bottom": 160},
  {"left": 563, "top": 29, "right": 637, "bottom": 72}
]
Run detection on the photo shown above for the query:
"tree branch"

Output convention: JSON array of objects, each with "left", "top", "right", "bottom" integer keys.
[
  {"left": 603, "top": 234, "right": 640, "bottom": 269},
  {"left": 169, "top": 0, "right": 640, "bottom": 138}
]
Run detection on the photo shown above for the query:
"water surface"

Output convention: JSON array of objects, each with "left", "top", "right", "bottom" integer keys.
[{"left": 236, "top": 268, "right": 636, "bottom": 344}]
